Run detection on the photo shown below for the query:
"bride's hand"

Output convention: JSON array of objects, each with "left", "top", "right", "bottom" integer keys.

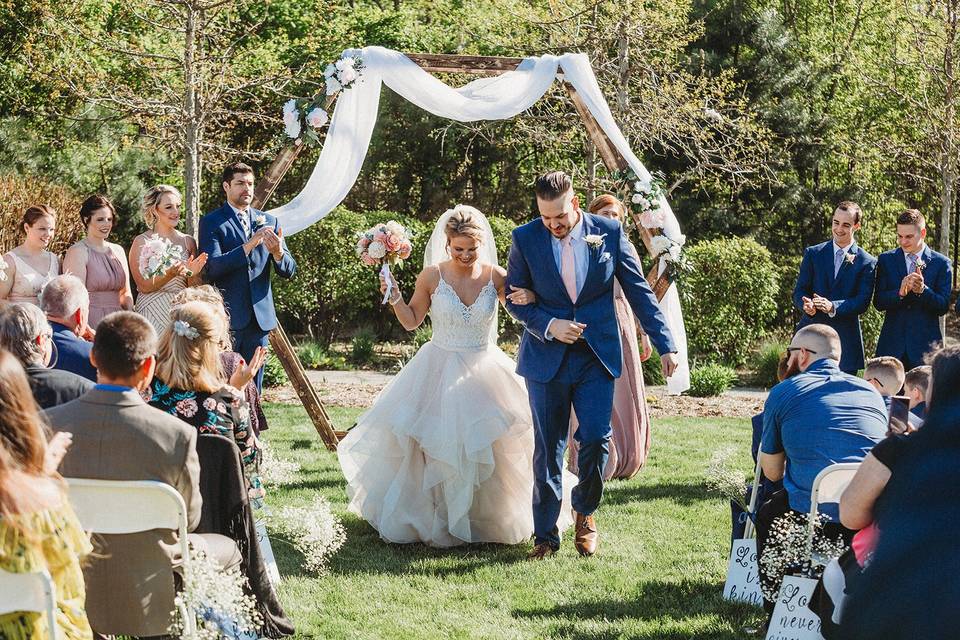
[
  {"left": 506, "top": 285, "right": 536, "bottom": 306},
  {"left": 380, "top": 273, "right": 401, "bottom": 303}
]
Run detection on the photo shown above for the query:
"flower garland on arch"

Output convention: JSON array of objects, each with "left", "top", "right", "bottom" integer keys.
[
  {"left": 612, "top": 167, "right": 691, "bottom": 283},
  {"left": 280, "top": 54, "right": 365, "bottom": 146}
]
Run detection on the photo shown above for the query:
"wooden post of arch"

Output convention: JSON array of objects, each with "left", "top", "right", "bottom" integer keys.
[{"left": 257, "top": 53, "right": 669, "bottom": 448}]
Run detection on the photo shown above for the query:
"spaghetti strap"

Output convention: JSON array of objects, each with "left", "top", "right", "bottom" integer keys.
[
  {"left": 436, "top": 264, "right": 445, "bottom": 284},
  {"left": 487, "top": 265, "right": 494, "bottom": 285}
]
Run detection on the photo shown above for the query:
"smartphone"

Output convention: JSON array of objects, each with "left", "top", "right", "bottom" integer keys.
[{"left": 888, "top": 395, "right": 911, "bottom": 434}]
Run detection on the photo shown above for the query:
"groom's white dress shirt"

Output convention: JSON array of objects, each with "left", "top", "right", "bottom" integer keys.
[{"left": 545, "top": 212, "right": 590, "bottom": 341}]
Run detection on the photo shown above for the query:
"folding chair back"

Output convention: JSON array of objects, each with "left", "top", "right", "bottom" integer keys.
[
  {"left": 804, "top": 462, "right": 861, "bottom": 565},
  {"left": 0, "top": 568, "right": 60, "bottom": 640}
]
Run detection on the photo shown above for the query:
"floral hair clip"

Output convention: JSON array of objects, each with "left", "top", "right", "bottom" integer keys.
[{"left": 172, "top": 320, "right": 200, "bottom": 340}]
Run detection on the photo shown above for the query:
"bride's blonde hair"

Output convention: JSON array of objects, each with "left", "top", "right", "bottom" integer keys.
[{"left": 443, "top": 205, "right": 486, "bottom": 245}]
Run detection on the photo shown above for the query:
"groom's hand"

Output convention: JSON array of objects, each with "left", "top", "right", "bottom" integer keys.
[
  {"left": 661, "top": 352, "right": 678, "bottom": 379},
  {"left": 547, "top": 320, "right": 586, "bottom": 344}
]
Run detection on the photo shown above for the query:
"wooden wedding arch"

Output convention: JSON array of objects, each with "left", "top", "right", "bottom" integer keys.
[{"left": 256, "top": 53, "right": 670, "bottom": 452}]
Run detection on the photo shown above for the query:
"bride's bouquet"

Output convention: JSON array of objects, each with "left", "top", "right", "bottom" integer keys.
[
  {"left": 139, "top": 235, "right": 187, "bottom": 280},
  {"left": 355, "top": 221, "right": 413, "bottom": 304}
]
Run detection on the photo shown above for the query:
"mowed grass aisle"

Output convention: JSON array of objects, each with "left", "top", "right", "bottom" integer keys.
[{"left": 263, "top": 404, "right": 765, "bottom": 639}]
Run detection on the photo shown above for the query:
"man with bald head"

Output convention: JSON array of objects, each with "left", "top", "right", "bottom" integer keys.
[{"left": 754, "top": 324, "right": 887, "bottom": 610}]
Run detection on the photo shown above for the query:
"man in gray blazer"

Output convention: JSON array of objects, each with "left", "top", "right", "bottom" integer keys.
[{"left": 47, "top": 311, "right": 240, "bottom": 638}]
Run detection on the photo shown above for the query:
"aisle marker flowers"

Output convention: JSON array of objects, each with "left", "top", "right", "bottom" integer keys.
[
  {"left": 170, "top": 548, "right": 262, "bottom": 640},
  {"left": 268, "top": 496, "right": 346, "bottom": 574},
  {"left": 356, "top": 220, "right": 413, "bottom": 304}
]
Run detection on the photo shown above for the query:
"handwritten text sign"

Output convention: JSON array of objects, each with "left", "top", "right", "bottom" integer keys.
[
  {"left": 722, "top": 538, "right": 763, "bottom": 607},
  {"left": 765, "top": 575, "right": 824, "bottom": 640},
  {"left": 255, "top": 518, "right": 282, "bottom": 586}
]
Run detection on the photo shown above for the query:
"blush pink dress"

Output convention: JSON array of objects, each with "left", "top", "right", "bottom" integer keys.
[{"left": 82, "top": 243, "right": 126, "bottom": 327}]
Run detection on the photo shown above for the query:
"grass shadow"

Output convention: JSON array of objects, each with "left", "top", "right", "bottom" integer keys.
[{"left": 602, "top": 480, "right": 712, "bottom": 506}]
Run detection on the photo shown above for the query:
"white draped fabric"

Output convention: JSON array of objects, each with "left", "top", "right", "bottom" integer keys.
[{"left": 269, "top": 45, "right": 689, "bottom": 393}]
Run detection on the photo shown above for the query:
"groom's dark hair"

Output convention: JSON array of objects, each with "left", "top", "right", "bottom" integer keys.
[
  {"left": 535, "top": 171, "right": 572, "bottom": 201},
  {"left": 222, "top": 162, "right": 254, "bottom": 184}
]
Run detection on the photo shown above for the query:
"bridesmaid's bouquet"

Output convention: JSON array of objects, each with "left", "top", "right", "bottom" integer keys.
[
  {"left": 139, "top": 235, "right": 187, "bottom": 280},
  {"left": 355, "top": 221, "right": 413, "bottom": 304}
]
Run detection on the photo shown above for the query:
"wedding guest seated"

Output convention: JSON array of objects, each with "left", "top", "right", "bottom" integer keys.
[
  {"left": 0, "top": 349, "right": 93, "bottom": 640},
  {"left": 863, "top": 355, "right": 905, "bottom": 401},
  {"left": 170, "top": 285, "right": 269, "bottom": 435},
  {"left": 755, "top": 324, "right": 887, "bottom": 611},
  {"left": 0, "top": 303, "right": 92, "bottom": 408},
  {"left": 39, "top": 274, "right": 97, "bottom": 381},
  {"left": 46, "top": 311, "right": 241, "bottom": 638},
  {"left": 903, "top": 365, "right": 930, "bottom": 427},
  {"left": 838, "top": 345, "right": 960, "bottom": 639},
  {"left": 147, "top": 301, "right": 265, "bottom": 505}
]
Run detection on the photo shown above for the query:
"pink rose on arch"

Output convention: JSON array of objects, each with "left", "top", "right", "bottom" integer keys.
[
  {"left": 399, "top": 242, "right": 412, "bottom": 259},
  {"left": 384, "top": 233, "right": 401, "bottom": 252},
  {"left": 639, "top": 210, "right": 666, "bottom": 229},
  {"left": 176, "top": 398, "right": 199, "bottom": 418},
  {"left": 361, "top": 253, "right": 378, "bottom": 266}
]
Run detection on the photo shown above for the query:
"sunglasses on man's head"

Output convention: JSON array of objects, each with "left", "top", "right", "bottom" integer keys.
[{"left": 786, "top": 346, "right": 817, "bottom": 354}]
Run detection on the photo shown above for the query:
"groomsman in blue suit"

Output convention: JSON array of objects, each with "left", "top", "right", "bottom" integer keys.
[
  {"left": 874, "top": 209, "right": 952, "bottom": 371},
  {"left": 505, "top": 171, "right": 677, "bottom": 559},
  {"left": 792, "top": 201, "right": 877, "bottom": 374},
  {"left": 199, "top": 162, "right": 297, "bottom": 390}
]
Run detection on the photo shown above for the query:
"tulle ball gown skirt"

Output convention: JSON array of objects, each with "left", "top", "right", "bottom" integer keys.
[{"left": 337, "top": 341, "right": 544, "bottom": 547}]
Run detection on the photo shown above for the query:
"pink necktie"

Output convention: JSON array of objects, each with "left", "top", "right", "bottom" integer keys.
[{"left": 561, "top": 235, "right": 577, "bottom": 302}]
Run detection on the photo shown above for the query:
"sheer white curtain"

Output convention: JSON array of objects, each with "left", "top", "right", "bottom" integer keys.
[{"left": 268, "top": 45, "right": 689, "bottom": 393}]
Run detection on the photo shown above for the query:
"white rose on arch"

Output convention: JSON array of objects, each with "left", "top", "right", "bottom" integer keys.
[
  {"left": 367, "top": 241, "right": 387, "bottom": 259},
  {"left": 324, "top": 63, "right": 336, "bottom": 78},
  {"left": 668, "top": 244, "right": 682, "bottom": 261},
  {"left": 306, "top": 108, "right": 329, "bottom": 129},
  {"left": 283, "top": 98, "right": 298, "bottom": 116},
  {"left": 325, "top": 76, "right": 343, "bottom": 96},
  {"left": 283, "top": 110, "right": 301, "bottom": 139},
  {"left": 650, "top": 235, "right": 672, "bottom": 256},
  {"left": 340, "top": 66, "right": 358, "bottom": 85}
]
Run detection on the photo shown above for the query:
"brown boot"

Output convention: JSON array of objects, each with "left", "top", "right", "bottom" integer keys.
[
  {"left": 574, "top": 512, "right": 598, "bottom": 556},
  {"left": 527, "top": 542, "right": 557, "bottom": 560}
]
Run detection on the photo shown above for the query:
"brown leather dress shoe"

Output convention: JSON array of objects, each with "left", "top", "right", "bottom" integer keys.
[
  {"left": 527, "top": 543, "right": 557, "bottom": 560},
  {"left": 574, "top": 512, "right": 598, "bottom": 556}
]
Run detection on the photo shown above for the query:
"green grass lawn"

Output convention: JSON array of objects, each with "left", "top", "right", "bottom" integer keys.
[{"left": 263, "top": 403, "right": 765, "bottom": 639}]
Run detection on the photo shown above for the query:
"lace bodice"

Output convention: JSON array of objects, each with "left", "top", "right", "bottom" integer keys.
[{"left": 429, "top": 271, "right": 498, "bottom": 351}]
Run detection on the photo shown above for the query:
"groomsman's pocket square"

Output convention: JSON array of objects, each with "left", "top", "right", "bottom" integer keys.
[{"left": 599, "top": 252, "right": 612, "bottom": 263}]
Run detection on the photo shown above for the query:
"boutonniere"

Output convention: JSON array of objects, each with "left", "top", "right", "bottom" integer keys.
[
  {"left": 915, "top": 257, "right": 927, "bottom": 273},
  {"left": 844, "top": 252, "right": 856, "bottom": 265},
  {"left": 253, "top": 214, "right": 267, "bottom": 230},
  {"left": 584, "top": 233, "right": 606, "bottom": 251}
]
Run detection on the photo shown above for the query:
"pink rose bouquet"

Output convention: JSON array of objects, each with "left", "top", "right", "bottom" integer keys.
[
  {"left": 138, "top": 235, "right": 186, "bottom": 280},
  {"left": 356, "top": 221, "right": 414, "bottom": 304}
]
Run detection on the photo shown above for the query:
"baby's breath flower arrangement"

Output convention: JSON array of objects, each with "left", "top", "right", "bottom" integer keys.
[
  {"left": 758, "top": 512, "right": 849, "bottom": 601},
  {"left": 170, "top": 548, "right": 262, "bottom": 640},
  {"left": 705, "top": 446, "right": 749, "bottom": 511},
  {"left": 258, "top": 441, "right": 300, "bottom": 487},
  {"left": 269, "top": 496, "right": 346, "bottom": 574}
]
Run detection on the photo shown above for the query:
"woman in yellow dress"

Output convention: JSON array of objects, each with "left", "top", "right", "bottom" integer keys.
[{"left": 0, "top": 348, "right": 93, "bottom": 640}]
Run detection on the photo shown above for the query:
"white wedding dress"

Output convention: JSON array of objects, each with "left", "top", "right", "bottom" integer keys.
[{"left": 338, "top": 267, "right": 573, "bottom": 546}]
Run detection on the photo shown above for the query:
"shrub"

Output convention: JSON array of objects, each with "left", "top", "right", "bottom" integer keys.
[
  {"left": 262, "top": 353, "right": 289, "bottom": 388},
  {"left": 0, "top": 174, "right": 85, "bottom": 255},
  {"left": 687, "top": 363, "right": 737, "bottom": 397},
  {"left": 680, "top": 237, "right": 779, "bottom": 367},
  {"left": 642, "top": 344, "right": 666, "bottom": 386},
  {"left": 749, "top": 335, "right": 790, "bottom": 388},
  {"left": 295, "top": 340, "right": 348, "bottom": 370},
  {"left": 351, "top": 326, "right": 376, "bottom": 364},
  {"left": 411, "top": 322, "right": 433, "bottom": 351}
]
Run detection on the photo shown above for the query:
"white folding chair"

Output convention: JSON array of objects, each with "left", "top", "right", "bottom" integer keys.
[
  {"left": 804, "top": 462, "right": 861, "bottom": 567},
  {"left": 65, "top": 478, "right": 196, "bottom": 636},
  {"left": 743, "top": 457, "right": 763, "bottom": 539},
  {"left": 0, "top": 568, "right": 59, "bottom": 640}
]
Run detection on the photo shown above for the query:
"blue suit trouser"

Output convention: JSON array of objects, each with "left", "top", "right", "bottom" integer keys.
[
  {"left": 231, "top": 321, "right": 271, "bottom": 392},
  {"left": 526, "top": 342, "right": 614, "bottom": 548}
]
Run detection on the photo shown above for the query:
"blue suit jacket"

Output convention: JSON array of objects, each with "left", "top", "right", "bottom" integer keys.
[
  {"left": 792, "top": 241, "right": 877, "bottom": 372},
  {"left": 504, "top": 213, "right": 675, "bottom": 383},
  {"left": 51, "top": 321, "right": 97, "bottom": 382},
  {"left": 874, "top": 245, "right": 952, "bottom": 365},
  {"left": 198, "top": 203, "right": 297, "bottom": 332}
]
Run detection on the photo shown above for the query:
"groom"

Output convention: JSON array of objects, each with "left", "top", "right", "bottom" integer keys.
[
  {"left": 505, "top": 171, "right": 677, "bottom": 559},
  {"left": 199, "top": 162, "right": 297, "bottom": 390}
]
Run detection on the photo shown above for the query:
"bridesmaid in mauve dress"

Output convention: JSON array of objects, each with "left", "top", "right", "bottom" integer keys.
[
  {"left": 62, "top": 195, "right": 134, "bottom": 327},
  {"left": 567, "top": 195, "right": 653, "bottom": 480}
]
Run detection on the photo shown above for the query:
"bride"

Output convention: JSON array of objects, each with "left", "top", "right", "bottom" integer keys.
[{"left": 337, "top": 205, "right": 572, "bottom": 546}]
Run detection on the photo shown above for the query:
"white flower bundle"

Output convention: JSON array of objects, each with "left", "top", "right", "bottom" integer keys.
[
  {"left": 258, "top": 441, "right": 300, "bottom": 487},
  {"left": 705, "top": 446, "right": 749, "bottom": 511},
  {"left": 758, "top": 512, "right": 849, "bottom": 601},
  {"left": 170, "top": 548, "right": 262, "bottom": 640},
  {"left": 269, "top": 496, "right": 346, "bottom": 574}
]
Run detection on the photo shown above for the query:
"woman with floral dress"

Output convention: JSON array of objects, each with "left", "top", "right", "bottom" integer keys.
[{"left": 146, "top": 300, "right": 266, "bottom": 504}]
